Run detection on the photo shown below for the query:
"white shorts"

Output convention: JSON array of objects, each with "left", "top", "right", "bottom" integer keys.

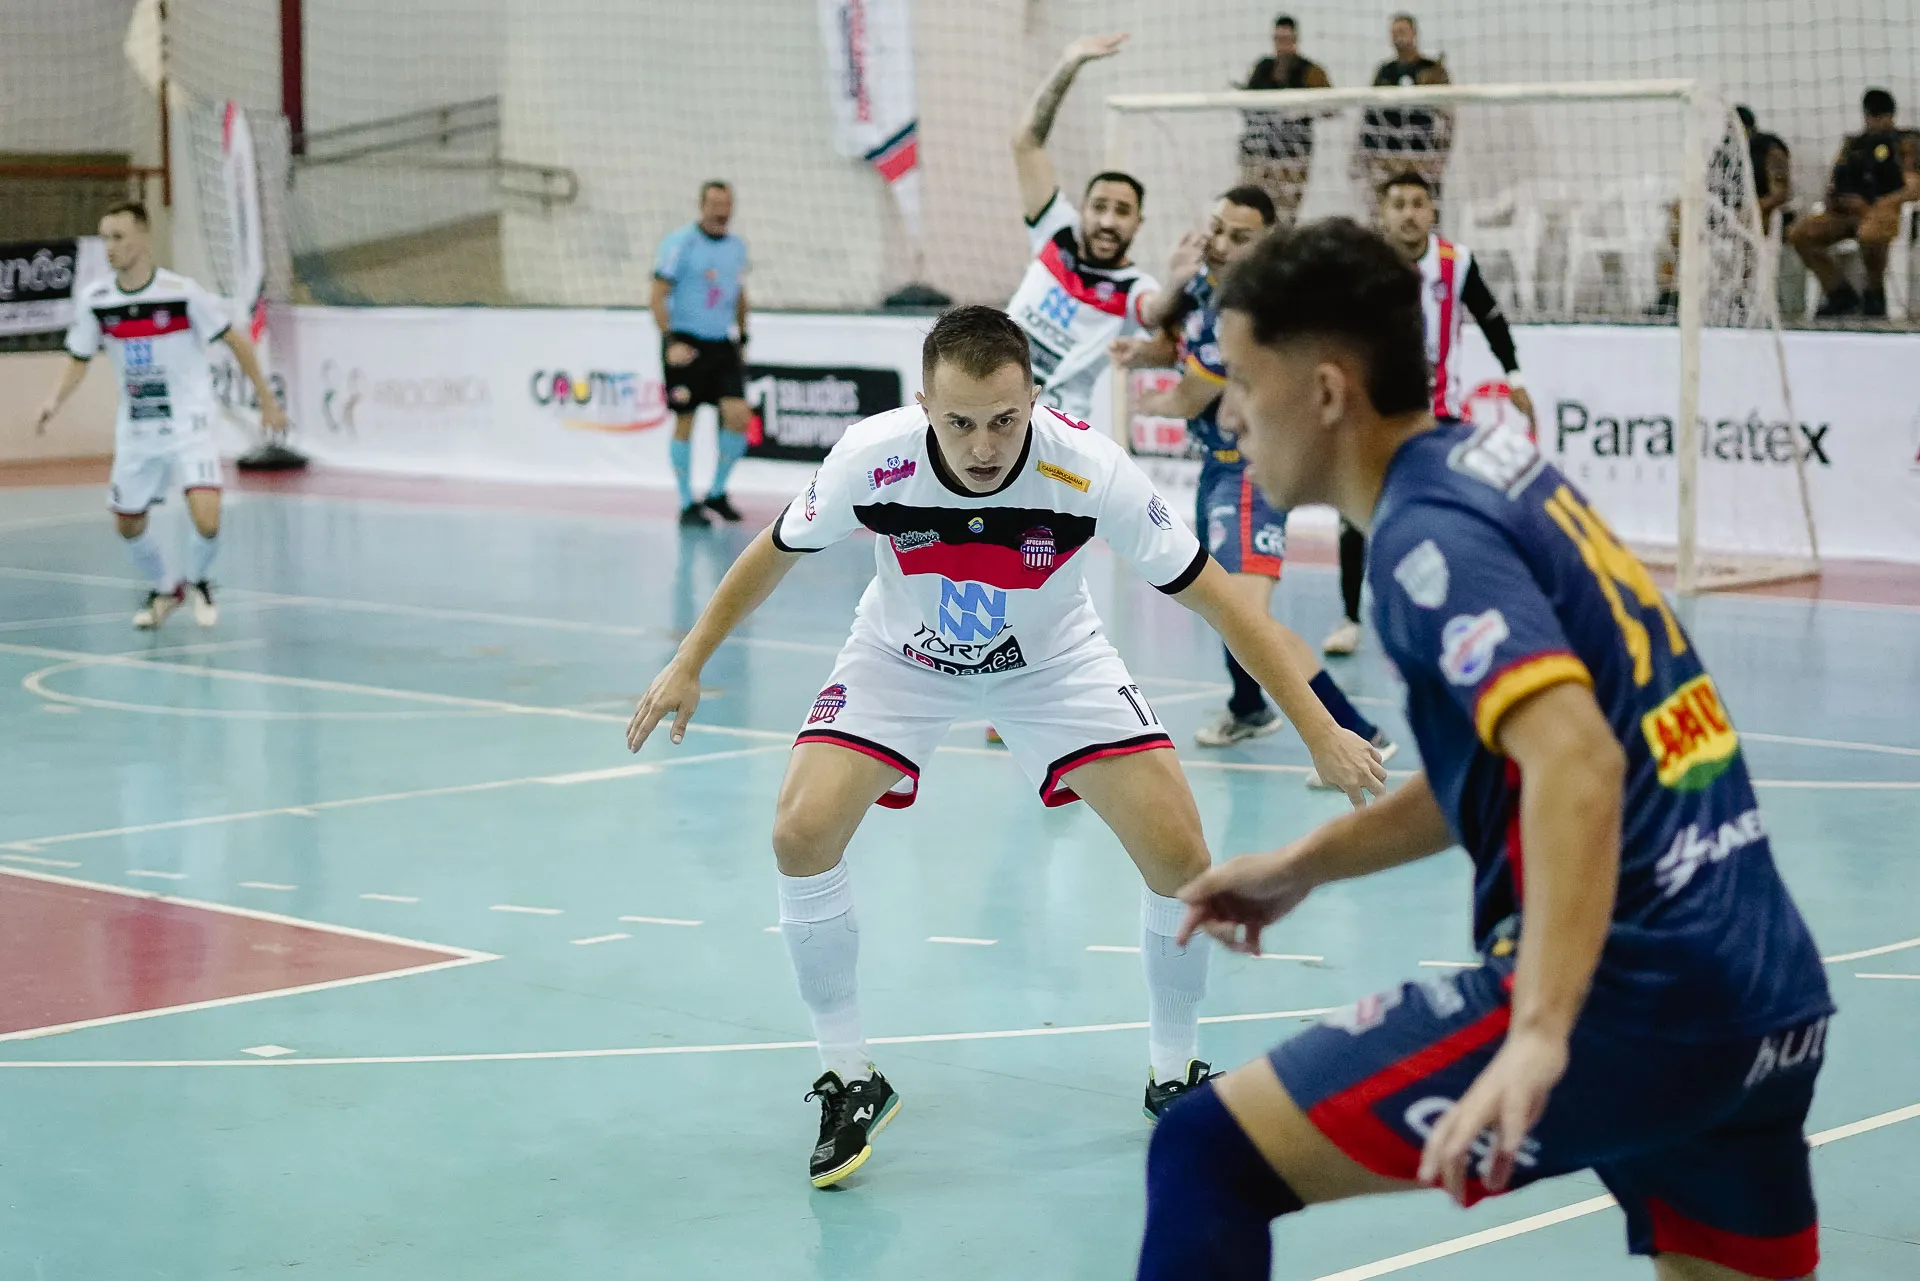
[
  {"left": 109, "top": 437, "right": 222, "bottom": 515},
  {"left": 795, "top": 634, "right": 1172, "bottom": 809}
]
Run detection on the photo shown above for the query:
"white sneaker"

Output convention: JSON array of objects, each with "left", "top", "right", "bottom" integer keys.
[
  {"left": 134, "top": 586, "right": 184, "bottom": 630},
  {"left": 1322, "top": 619, "right": 1362, "bottom": 656},
  {"left": 1194, "top": 707, "right": 1283, "bottom": 748},
  {"left": 189, "top": 580, "right": 218, "bottom": 627},
  {"left": 1306, "top": 734, "right": 1400, "bottom": 790}
]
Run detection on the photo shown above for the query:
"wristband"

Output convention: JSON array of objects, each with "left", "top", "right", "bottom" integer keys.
[{"left": 1505, "top": 372, "right": 1526, "bottom": 391}]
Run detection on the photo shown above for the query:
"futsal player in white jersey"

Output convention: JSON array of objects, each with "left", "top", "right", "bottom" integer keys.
[
  {"left": 1324, "top": 170, "right": 1535, "bottom": 657},
  {"left": 628, "top": 307, "right": 1386, "bottom": 1189},
  {"left": 33, "top": 201, "right": 285, "bottom": 628}
]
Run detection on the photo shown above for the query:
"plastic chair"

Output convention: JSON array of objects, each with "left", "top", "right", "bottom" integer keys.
[
  {"left": 1561, "top": 175, "right": 1673, "bottom": 317},
  {"left": 1454, "top": 182, "right": 1553, "bottom": 318},
  {"left": 1801, "top": 200, "right": 1916, "bottom": 321}
]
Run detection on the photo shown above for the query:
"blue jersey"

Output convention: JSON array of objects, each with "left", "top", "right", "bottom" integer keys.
[
  {"left": 1369, "top": 420, "right": 1832, "bottom": 1043},
  {"left": 652, "top": 223, "right": 748, "bottom": 341},
  {"left": 1175, "top": 273, "right": 1237, "bottom": 463}
]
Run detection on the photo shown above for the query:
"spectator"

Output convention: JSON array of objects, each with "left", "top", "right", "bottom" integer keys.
[
  {"left": 1738, "top": 104, "right": 1793, "bottom": 233},
  {"left": 1791, "top": 87, "right": 1920, "bottom": 318},
  {"left": 1237, "top": 15, "right": 1331, "bottom": 225},
  {"left": 1357, "top": 13, "right": 1452, "bottom": 202}
]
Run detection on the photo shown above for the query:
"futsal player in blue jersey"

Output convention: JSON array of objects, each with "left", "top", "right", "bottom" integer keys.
[
  {"left": 1136, "top": 219, "right": 1834, "bottom": 1280},
  {"left": 651, "top": 180, "right": 752, "bottom": 527}
]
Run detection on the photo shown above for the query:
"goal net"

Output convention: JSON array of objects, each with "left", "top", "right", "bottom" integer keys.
[{"left": 1106, "top": 80, "right": 1818, "bottom": 593}]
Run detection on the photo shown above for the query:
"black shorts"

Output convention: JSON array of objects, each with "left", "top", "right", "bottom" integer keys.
[{"left": 664, "top": 335, "right": 744, "bottom": 411}]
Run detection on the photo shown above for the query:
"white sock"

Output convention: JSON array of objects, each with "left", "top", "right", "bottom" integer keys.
[
  {"left": 188, "top": 528, "right": 219, "bottom": 583},
  {"left": 1142, "top": 888, "right": 1209, "bottom": 1082},
  {"left": 778, "top": 862, "right": 868, "bottom": 1080},
  {"left": 123, "top": 529, "right": 173, "bottom": 590}
]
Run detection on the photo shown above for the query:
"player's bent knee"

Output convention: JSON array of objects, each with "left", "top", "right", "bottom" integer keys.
[
  {"left": 115, "top": 513, "right": 147, "bottom": 539},
  {"left": 1138, "top": 1083, "right": 1303, "bottom": 1280}
]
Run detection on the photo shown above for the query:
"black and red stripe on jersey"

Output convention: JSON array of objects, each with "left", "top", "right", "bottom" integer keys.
[
  {"left": 855, "top": 503, "right": 1099, "bottom": 592},
  {"left": 90, "top": 299, "right": 214, "bottom": 342}
]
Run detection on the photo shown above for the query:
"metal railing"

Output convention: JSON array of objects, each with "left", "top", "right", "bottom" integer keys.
[{"left": 290, "top": 96, "right": 578, "bottom": 207}]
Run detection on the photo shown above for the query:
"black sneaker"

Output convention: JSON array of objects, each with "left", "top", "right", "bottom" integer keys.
[
  {"left": 678, "top": 502, "right": 712, "bottom": 527},
  {"left": 704, "top": 494, "right": 743, "bottom": 523},
  {"left": 1862, "top": 288, "right": 1889, "bottom": 319},
  {"left": 1815, "top": 284, "right": 1862, "bottom": 318},
  {"left": 805, "top": 1068, "right": 902, "bottom": 1188},
  {"left": 1144, "top": 1059, "right": 1220, "bottom": 1122}
]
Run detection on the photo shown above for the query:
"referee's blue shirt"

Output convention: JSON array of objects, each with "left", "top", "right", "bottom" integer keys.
[{"left": 653, "top": 224, "right": 747, "bottom": 341}]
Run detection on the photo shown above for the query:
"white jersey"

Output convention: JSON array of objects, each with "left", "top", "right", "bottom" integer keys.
[
  {"left": 64, "top": 268, "right": 229, "bottom": 454},
  {"left": 772, "top": 403, "right": 1205, "bottom": 674},
  {"left": 1415, "top": 233, "right": 1472, "bottom": 418},
  {"left": 1005, "top": 192, "right": 1158, "bottom": 423}
]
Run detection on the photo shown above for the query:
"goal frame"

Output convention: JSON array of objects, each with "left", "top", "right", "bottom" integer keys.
[{"left": 1103, "top": 78, "right": 1820, "bottom": 595}]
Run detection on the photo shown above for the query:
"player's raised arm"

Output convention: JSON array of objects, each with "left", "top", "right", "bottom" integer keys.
[{"left": 1011, "top": 31, "right": 1129, "bottom": 222}]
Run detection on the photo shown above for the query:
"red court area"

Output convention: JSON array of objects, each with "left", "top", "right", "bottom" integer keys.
[{"left": 0, "top": 871, "right": 472, "bottom": 1039}]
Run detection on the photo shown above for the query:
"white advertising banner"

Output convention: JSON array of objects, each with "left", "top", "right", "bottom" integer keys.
[{"left": 276, "top": 306, "right": 1920, "bottom": 563}]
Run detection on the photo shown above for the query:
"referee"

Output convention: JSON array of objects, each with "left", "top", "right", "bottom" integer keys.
[{"left": 651, "top": 180, "right": 751, "bottom": 526}]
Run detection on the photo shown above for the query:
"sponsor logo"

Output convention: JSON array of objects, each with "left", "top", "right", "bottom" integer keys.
[
  {"left": 123, "top": 338, "right": 154, "bottom": 369},
  {"left": 967, "top": 516, "right": 985, "bottom": 534},
  {"left": 152, "top": 308, "right": 171, "bottom": 327},
  {"left": 1020, "top": 526, "right": 1056, "bottom": 571},
  {"left": 891, "top": 528, "right": 939, "bottom": 552},
  {"left": 0, "top": 242, "right": 76, "bottom": 302},
  {"left": 321, "top": 360, "right": 489, "bottom": 433},
  {"left": 1208, "top": 517, "right": 1227, "bottom": 552},
  {"left": 1552, "top": 401, "right": 1832, "bottom": 468},
  {"left": 1745, "top": 1016, "right": 1828, "bottom": 1088},
  {"left": 1641, "top": 674, "right": 1740, "bottom": 791},
  {"left": 1252, "top": 523, "right": 1284, "bottom": 557},
  {"left": 1439, "top": 610, "right": 1509, "bottom": 686},
  {"left": 1393, "top": 538, "right": 1450, "bottom": 609},
  {"left": 807, "top": 683, "right": 847, "bottom": 725},
  {"left": 744, "top": 364, "right": 902, "bottom": 463},
  {"left": 1321, "top": 988, "right": 1401, "bottom": 1035},
  {"left": 1447, "top": 422, "right": 1544, "bottom": 498},
  {"left": 1147, "top": 494, "right": 1173, "bottom": 530},
  {"left": 803, "top": 480, "right": 818, "bottom": 522},
  {"left": 1414, "top": 971, "right": 1468, "bottom": 1019},
  {"left": 903, "top": 631, "right": 1027, "bottom": 676},
  {"left": 1403, "top": 1097, "right": 1542, "bottom": 1171},
  {"left": 1655, "top": 806, "right": 1764, "bottom": 897},
  {"left": 1462, "top": 379, "right": 1534, "bottom": 439},
  {"left": 1036, "top": 460, "right": 1091, "bottom": 492},
  {"left": 1037, "top": 285, "right": 1079, "bottom": 329},
  {"left": 869, "top": 455, "right": 916, "bottom": 490},
  {"left": 937, "top": 579, "right": 1006, "bottom": 643},
  {"left": 529, "top": 369, "right": 668, "bottom": 432}
]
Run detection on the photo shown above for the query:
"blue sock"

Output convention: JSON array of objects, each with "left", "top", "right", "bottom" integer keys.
[
  {"left": 1137, "top": 1083, "right": 1303, "bottom": 1281},
  {"left": 1225, "top": 648, "right": 1269, "bottom": 720},
  {"left": 1309, "top": 670, "right": 1379, "bottom": 741},
  {"left": 669, "top": 436, "right": 695, "bottom": 508},
  {"left": 708, "top": 428, "right": 748, "bottom": 498}
]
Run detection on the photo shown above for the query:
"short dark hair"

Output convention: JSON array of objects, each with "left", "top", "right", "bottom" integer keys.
[
  {"left": 1083, "top": 170, "right": 1145, "bottom": 208},
  {"left": 1220, "top": 184, "right": 1278, "bottom": 226},
  {"left": 922, "top": 305, "right": 1033, "bottom": 389},
  {"left": 1379, "top": 169, "right": 1432, "bottom": 200},
  {"left": 1218, "top": 218, "right": 1430, "bottom": 417},
  {"left": 1391, "top": 11, "right": 1418, "bottom": 29},
  {"left": 1273, "top": 14, "right": 1297, "bottom": 29},
  {"left": 102, "top": 200, "right": 149, "bottom": 227},
  {"left": 1863, "top": 88, "right": 1897, "bottom": 118},
  {"left": 1735, "top": 104, "right": 1757, "bottom": 132},
  {"left": 699, "top": 180, "right": 731, "bottom": 200}
]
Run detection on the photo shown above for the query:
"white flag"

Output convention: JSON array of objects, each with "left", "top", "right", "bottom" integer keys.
[{"left": 815, "top": 0, "right": 922, "bottom": 242}]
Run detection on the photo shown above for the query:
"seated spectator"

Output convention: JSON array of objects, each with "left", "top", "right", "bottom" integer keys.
[
  {"left": 1357, "top": 13, "right": 1451, "bottom": 204},
  {"left": 1237, "top": 15, "right": 1330, "bottom": 225},
  {"left": 1791, "top": 87, "right": 1920, "bottom": 318},
  {"left": 1739, "top": 104, "right": 1793, "bottom": 233}
]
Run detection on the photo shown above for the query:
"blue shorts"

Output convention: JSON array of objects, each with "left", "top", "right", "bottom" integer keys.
[
  {"left": 1196, "top": 463, "right": 1286, "bottom": 578},
  {"left": 1270, "top": 958, "right": 1827, "bottom": 1277}
]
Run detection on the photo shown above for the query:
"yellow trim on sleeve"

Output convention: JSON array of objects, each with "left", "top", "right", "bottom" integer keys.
[
  {"left": 1183, "top": 353, "right": 1227, "bottom": 385},
  {"left": 1473, "top": 653, "right": 1593, "bottom": 749}
]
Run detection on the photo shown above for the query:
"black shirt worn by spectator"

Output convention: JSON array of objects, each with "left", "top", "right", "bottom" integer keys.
[
  {"left": 1240, "top": 55, "right": 1327, "bottom": 162},
  {"left": 1364, "top": 57, "right": 1444, "bottom": 152},
  {"left": 1831, "top": 129, "right": 1919, "bottom": 202},
  {"left": 1749, "top": 130, "right": 1788, "bottom": 202}
]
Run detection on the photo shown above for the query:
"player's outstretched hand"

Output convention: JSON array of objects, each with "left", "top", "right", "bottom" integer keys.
[
  {"left": 627, "top": 661, "right": 702, "bottom": 752},
  {"left": 1174, "top": 847, "right": 1315, "bottom": 954},
  {"left": 1508, "top": 385, "right": 1536, "bottom": 431},
  {"left": 1064, "top": 31, "right": 1129, "bottom": 64},
  {"left": 1416, "top": 1028, "right": 1568, "bottom": 1205},
  {"left": 1164, "top": 230, "right": 1207, "bottom": 288},
  {"left": 1308, "top": 726, "right": 1388, "bottom": 809},
  {"left": 261, "top": 399, "right": 290, "bottom": 435}
]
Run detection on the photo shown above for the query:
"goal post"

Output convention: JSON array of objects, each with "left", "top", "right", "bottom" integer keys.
[{"left": 1104, "top": 79, "right": 1820, "bottom": 595}]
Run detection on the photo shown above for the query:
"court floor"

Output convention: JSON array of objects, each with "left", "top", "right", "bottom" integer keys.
[{"left": 1, "top": 470, "right": 1916, "bottom": 1280}]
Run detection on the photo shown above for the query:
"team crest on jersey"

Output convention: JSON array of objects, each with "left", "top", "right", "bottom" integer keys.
[
  {"left": 1147, "top": 494, "right": 1173, "bottom": 530},
  {"left": 807, "top": 683, "right": 848, "bottom": 725},
  {"left": 1439, "top": 609, "right": 1509, "bottom": 686},
  {"left": 153, "top": 309, "right": 171, "bottom": 326},
  {"left": 1020, "top": 527, "right": 1056, "bottom": 571},
  {"left": 1095, "top": 280, "right": 1116, "bottom": 302},
  {"left": 967, "top": 516, "right": 985, "bottom": 534},
  {"left": 1641, "top": 674, "right": 1740, "bottom": 791},
  {"left": 803, "top": 481, "right": 817, "bottom": 522},
  {"left": 1322, "top": 987, "right": 1403, "bottom": 1035},
  {"left": 1393, "top": 539, "right": 1450, "bottom": 609},
  {"left": 869, "top": 456, "right": 916, "bottom": 490}
]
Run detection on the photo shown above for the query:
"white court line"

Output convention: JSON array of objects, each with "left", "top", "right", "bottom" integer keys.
[
  {"left": 1086, "top": 944, "right": 1140, "bottom": 954},
  {"left": 239, "top": 881, "right": 297, "bottom": 891},
  {"left": 0, "top": 511, "right": 106, "bottom": 535},
  {"left": 1417, "top": 960, "right": 1475, "bottom": 969},
  {"left": 927, "top": 935, "right": 997, "bottom": 946},
  {"left": 0, "top": 564, "right": 844, "bottom": 655},
  {"left": 125, "top": 869, "right": 186, "bottom": 881},
  {"left": 571, "top": 933, "right": 630, "bottom": 946},
  {"left": 2, "top": 853, "right": 80, "bottom": 868},
  {"left": 1743, "top": 730, "right": 1920, "bottom": 758},
  {"left": 618, "top": 915, "right": 703, "bottom": 927},
  {"left": 0, "top": 611, "right": 150, "bottom": 634},
  {"left": 1306, "top": 1101, "right": 1920, "bottom": 1281},
  {"left": 0, "top": 1006, "right": 1337, "bottom": 1068},
  {"left": 490, "top": 904, "right": 562, "bottom": 916},
  {"left": 359, "top": 893, "right": 419, "bottom": 904},
  {"left": 1856, "top": 972, "right": 1920, "bottom": 980},
  {"left": 1823, "top": 936, "right": 1920, "bottom": 963},
  {"left": 1254, "top": 953, "right": 1327, "bottom": 964},
  {"left": 539, "top": 745, "right": 785, "bottom": 785}
]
